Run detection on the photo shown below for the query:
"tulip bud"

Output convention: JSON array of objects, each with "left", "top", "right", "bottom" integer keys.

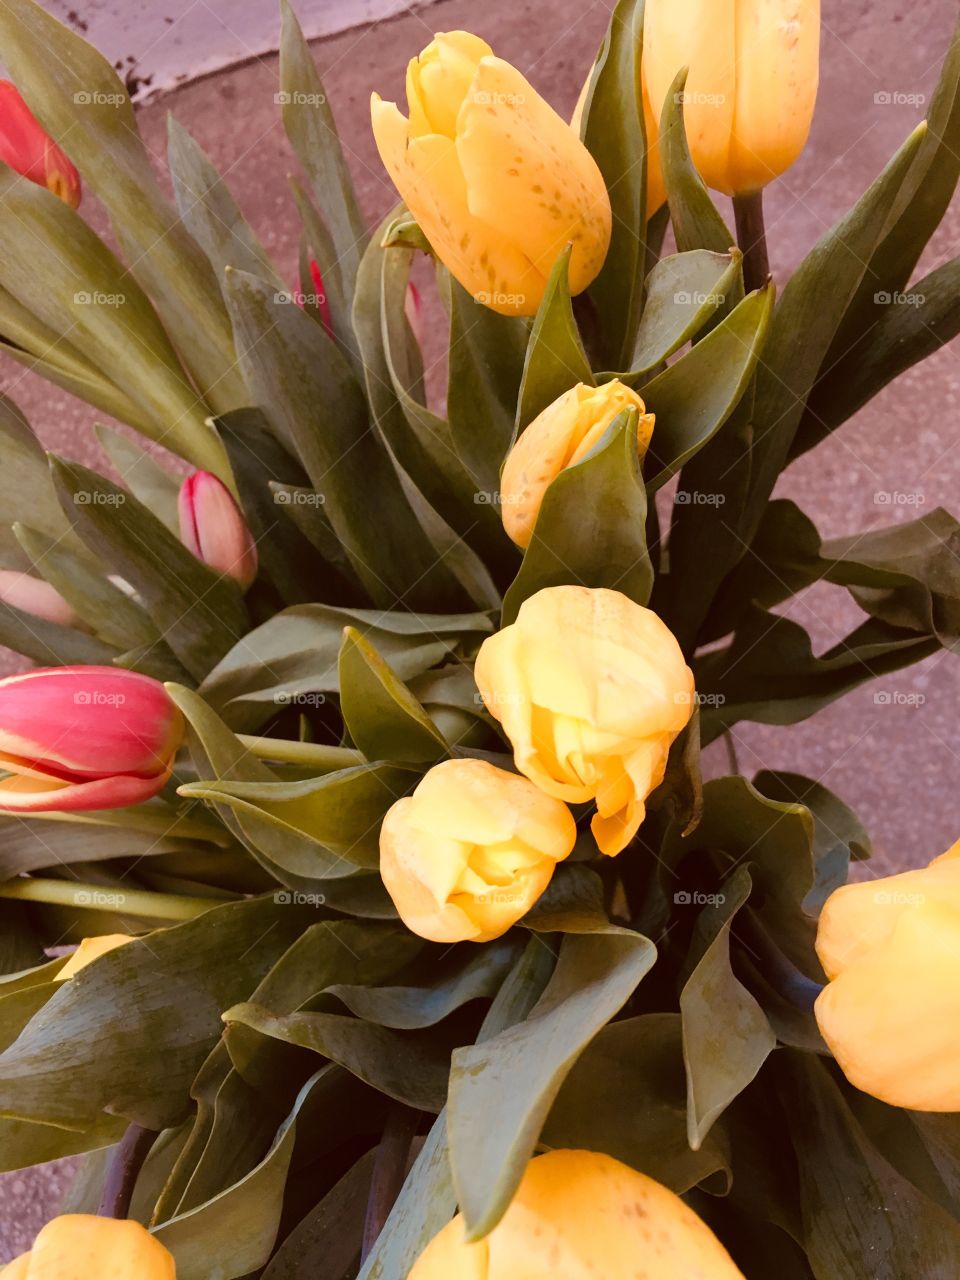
[
  {"left": 298, "top": 258, "right": 334, "bottom": 336},
  {"left": 0, "top": 666, "right": 183, "bottom": 813},
  {"left": 4, "top": 1214, "right": 175, "bottom": 1278},
  {"left": 178, "top": 471, "right": 258, "bottom": 590},
  {"left": 0, "top": 569, "right": 81, "bottom": 628},
  {"left": 814, "top": 840, "right": 960, "bottom": 1112},
  {"left": 55, "top": 934, "right": 134, "bottom": 981},
  {"left": 572, "top": 67, "right": 666, "bottom": 220},
  {"left": 371, "top": 31, "right": 611, "bottom": 317},
  {"left": 643, "top": 0, "right": 820, "bottom": 196},
  {"left": 0, "top": 81, "right": 81, "bottom": 208},
  {"left": 475, "top": 586, "right": 694, "bottom": 857},
  {"left": 405, "top": 279, "right": 425, "bottom": 349},
  {"left": 500, "top": 381, "right": 654, "bottom": 548},
  {"left": 410, "top": 1149, "right": 744, "bottom": 1278},
  {"left": 379, "top": 757, "right": 576, "bottom": 943}
]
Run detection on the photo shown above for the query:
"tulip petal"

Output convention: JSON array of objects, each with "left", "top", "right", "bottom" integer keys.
[
  {"left": 456, "top": 57, "right": 611, "bottom": 293},
  {"left": 408, "top": 32, "right": 494, "bottom": 138},
  {"left": 27, "top": 1215, "right": 175, "bottom": 1279},
  {"left": 55, "top": 934, "right": 134, "bottom": 981},
  {"left": 0, "top": 764, "right": 172, "bottom": 813}
]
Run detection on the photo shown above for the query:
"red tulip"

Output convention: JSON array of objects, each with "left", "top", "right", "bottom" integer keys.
[
  {"left": 178, "top": 471, "right": 258, "bottom": 590},
  {"left": 0, "top": 81, "right": 81, "bottom": 208},
  {"left": 0, "top": 667, "right": 183, "bottom": 812}
]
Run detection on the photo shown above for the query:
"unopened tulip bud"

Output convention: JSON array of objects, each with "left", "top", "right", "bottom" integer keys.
[
  {"left": 410, "top": 1149, "right": 744, "bottom": 1278},
  {"left": 815, "top": 839, "right": 960, "bottom": 1112},
  {"left": 380, "top": 757, "right": 576, "bottom": 943},
  {"left": 0, "top": 81, "right": 81, "bottom": 208},
  {"left": 500, "top": 381, "right": 654, "bottom": 548},
  {"left": 298, "top": 258, "right": 334, "bottom": 336},
  {"left": 643, "top": 0, "right": 820, "bottom": 196},
  {"left": 55, "top": 934, "right": 134, "bottom": 981},
  {"left": 3, "top": 1215, "right": 175, "bottom": 1279},
  {"left": 178, "top": 470, "right": 258, "bottom": 590},
  {"left": 372, "top": 31, "right": 611, "bottom": 316},
  {"left": 0, "top": 666, "right": 183, "bottom": 813},
  {"left": 475, "top": 586, "right": 694, "bottom": 856},
  {"left": 0, "top": 569, "right": 80, "bottom": 628}
]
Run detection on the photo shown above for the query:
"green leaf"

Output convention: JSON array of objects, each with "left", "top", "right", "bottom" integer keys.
[
  {"left": 0, "top": 1113, "right": 126, "bottom": 1174},
  {"left": 631, "top": 249, "right": 743, "bottom": 377},
  {"left": 262, "top": 1148, "right": 374, "bottom": 1280},
  {"left": 658, "top": 69, "right": 734, "bottom": 253},
  {"left": 339, "top": 626, "right": 449, "bottom": 763},
  {"left": 680, "top": 866, "right": 776, "bottom": 1150},
  {"left": 640, "top": 283, "right": 774, "bottom": 489},
  {"left": 279, "top": 0, "right": 367, "bottom": 298},
  {"left": 581, "top": 0, "right": 650, "bottom": 367},
  {"left": 52, "top": 458, "right": 249, "bottom": 681},
  {"left": 447, "top": 924, "right": 655, "bottom": 1237},
  {"left": 0, "top": 598, "right": 119, "bottom": 666},
  {"left": 95, "top": 427, "right": 181, "bottom": 535},
  {"left": 502, "top": 408, "right": 653, "bottom": 623},
  {"left": 516, "top": 246, "right": 594, "bottom": 432},
  {"left": 0, "top": 395, "right": 76, "bottom": 548},
  {"left": 0, "top": 0, "right": 246, "bottom": 414},
  {"left": 0, "top": 898, "right": 312, "bottom": 1131}
]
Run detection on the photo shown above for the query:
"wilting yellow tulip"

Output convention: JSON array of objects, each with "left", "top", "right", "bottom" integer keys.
[
  {"left": 572, "top": 65, "right": 666, "bottom": 219},
  {"left": 815, "top": 839, "right": 960, "bottom": 1112},
  {"left": 379, "top": 757, "right": 575, "bottom": 943},
  {"left": 643, "top": 0, "right": 820, "bottom": 196},
  {"left": 55, "top": 934, "right": 133, "bottom": 981},
  {"left": 371, "top": 31, "right": 612, "bottom": 316},
  {"left": 409, "top": 1149, "right": 745, "bottom": 1278},
  {"left": 500, "top": 381, "right": 654, "bottom": 548},
  {"left": 474, "top": 586, "right": 694, "bottom": 857},
  {"left": 3, "top": 1215, "right": 175, "bottom": 1278}
]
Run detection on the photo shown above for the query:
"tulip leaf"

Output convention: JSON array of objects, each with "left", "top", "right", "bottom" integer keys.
[
  {"left": 167, "top": 117, "right": 285, "bottom": 293},
  {"left": 0, "top": 897, "right": 313, "bottom": 1131},
  {"left": 0, "top": 0, "right": 246, "bottom": 415},
  {"left": 782, "top": 1054, "right": 960, "bottom": 1279},
  {"left": 261, "top": 1149, "right": 374, "bottom": 1280},
  {"left": 447, "top": 279, "right": 529, "bottom": 497},
  {"left": 339, "top": 626, "right": 449, "bottom": 764},
  {"left": 279, "top": 0, "right": 367, "bottom": 299},
  {"left": 658, "top": 69, "right": 734, "bottom": 254},
  {"left": 0, "top": 396, "right": 77, "bottom": 552},
  {"left": 0, "top": 597, "right": 119, "bottom": 667},
  {"left": 581, "top": 0, "right": 650, "bottom": 367},
  {"left": 0, "top": 1114, "right": 127, "bottom": 1174},
  {"left": 448, "top": 921, "right": 656, "bottom": 1238},
  {"left": 95, "top": 427, "right": 181, "bottom": 535},
  {"left": 222, "top": 267, "right": 467, "bottom": 612},
  {"left": 51, "top": 458, "right": 249, "bottom": 681},
  {"left": 640, "top": 282, "right": 774, "bottom": 490},
  {"left": 501, "top": 407, "right": 653, "bottom": 624},
  {"left": 680, "top": 866, "right": 776, "bottom": 1151},
  {"left": 631, "top": 249, "right": 743, "bottom": 377},
  {"left": 542, "top": 1013, "right": 730, "bottom": 1193},
  {"left": 516, "top": 246, "right": 594, "bottom": 432},
  {"left": 358, "top": 938, "right": 557, "bottom": 1280}
]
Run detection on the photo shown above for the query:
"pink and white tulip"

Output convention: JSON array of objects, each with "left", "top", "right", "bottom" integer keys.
[
  {"left": 0, "top": 667, "right": 183, "bottom": 812},
  {"left": 0, "top": 570, "right": 80, "bottom": 628},
  {"left": 0, "top": 81, "right": 81, "bottom": 209},
  {"left": 178, "top": 471, "right": 258, "bottom": 590}
]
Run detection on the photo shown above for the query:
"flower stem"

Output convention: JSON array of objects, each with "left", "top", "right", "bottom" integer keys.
[
  {"left": 238, "top": 735, "right": 363, "bottom": 770},
  {"left": 98, "top": 1123, "right": 157, "bottom": 1219},
  {"left": 732, "top": 191, "right": 770, "bottom": 293},
  {"left": 360, "top": 1103, "right": 420, "bottom": 1261},
  {"left": 0, "top": 877, "right": 231, "bottom": 920}
]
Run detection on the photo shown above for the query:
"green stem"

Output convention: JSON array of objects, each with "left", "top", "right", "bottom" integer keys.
[
  {"left": 0, "top": 877, "right": 231, "bottom": 920},
  {"left": 238, "top": 735, "right": 363, "bottom": 770}
]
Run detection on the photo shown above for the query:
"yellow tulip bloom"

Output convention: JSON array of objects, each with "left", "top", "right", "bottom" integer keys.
[
  {"left": 643, "top": 0, "right": 820, "bottom": 196},
  {"left": 474, "top": 586, "right": 694, "bottom": 856},
  {"left": 815, "top": 839, "right": 960, "bottom": 1111},
  {"left": 371, "top": 31, "right": 612, "bottom": 316},
  {"left": 3, "top": 1215, "right": 176, "bottom": 1278},
  {"left": 55, "top": 934, "right": 133, "bottom": 981},
  {"left": 409, "top": 1149, "right": 745, "bottom": 1278},
  {"left": 379, "top": 757, "right": 576, "bottom": 943},
  {"left": 500, "top": 381, "right": 654, "bottom": 548}
]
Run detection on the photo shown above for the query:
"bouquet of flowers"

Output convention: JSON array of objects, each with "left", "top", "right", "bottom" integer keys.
[{"left": 0, "top": 0, "right": 957, "bottom": 1275}]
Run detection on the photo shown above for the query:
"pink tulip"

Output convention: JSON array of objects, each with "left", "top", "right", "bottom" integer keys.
[
  {"left": 0, "top": 667, "right": 183, "bottom": 812},
  {"left": 0, "top": 570, "right": 81, "bottom": 628},
  {"left": 178, "top": 471, "right": 258, "bottom": 590},
  {"left": 0, "top": 81, "right": 81, "bottom": 209}
]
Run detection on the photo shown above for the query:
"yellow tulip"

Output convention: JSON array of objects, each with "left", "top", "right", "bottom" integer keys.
[
  {"left": 815, "top": 839, "right": 960, "bottom": 1111},
  {"left": 474, "top": 586, "right": 694, "bottom": 857},
  {"left": 500, "top": 381, "right": 654, "bottom": 548},
  {"left": 371, "top": 31, "right": 612, "bottom": 317},
  {"left": 379, "top": 757, "right": 576, "bottom": 943},
  {"left": 3, "top": 1215, "right": 175, "bottom": 1278},
  {"left": 55, "top": 934, "right": 133, "bottom": 981},
  {"left": 409, "top": 1149, "right": 745, "bottom": 1278},
  {"left": 643, "top": 0, "right": 820, "bottom": 196},
  {"left": 572, "top": 65, "right": 666, "bottom": 220}
]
